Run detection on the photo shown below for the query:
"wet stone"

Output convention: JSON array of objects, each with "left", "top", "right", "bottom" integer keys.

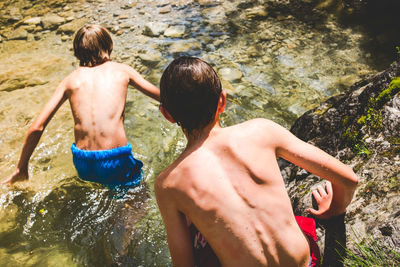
[
  {"left": 143, "top": 22, "right": 169, "bottom": 37},
  {"left": 164, "top": 25, "right": 185, "bottom": 38},
  {"left": 21, "top": 24, "right": 36, "bottom": 32},
  {"left": 41, "top": 14, "right": 65, "bottom": 30},
  {"left": 119, "top": 23, "right": 133, "bottom": 29},
  {"left": 245, "top": 7, "right": 268, "bottom": 19},
  {"left": 6, "top": 27, "right": 28, "bottom": 40},
  {"left": 168, "top": 40, "right": 202, "bottom": 55},
  {"left": 61, "top": 35, "right": 69, "bottom": 41},
  {"left": 138, "top": 51, "right": 163, "bottom": 67},
  {"left": 159, "top": 5, "right": 172, "bottom": 14},
  {"left": 218, "top": 67, "right": 243, "bottom": 82},
  {"left": 24, "top": 17, "right": 41, "bottom": 25},
  {"left": 57, "top": 18, "right": 87, "bottom": 34},
  {"left": 118, "top": 14, "right": 129, "bottom": 20}
]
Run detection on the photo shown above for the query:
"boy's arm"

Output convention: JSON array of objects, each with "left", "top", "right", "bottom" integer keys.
[
  {"left": 155, "top": 179, "right": 195, "bottom": 267},
  {"left": 126, "top": 65, "right": 160, "bottom": 101},
  {"left": 2, "top": 79, "right": 68, "bottom": 184},
  {"left": 271, "top": 121, "right": 358, "bottom": 219}
]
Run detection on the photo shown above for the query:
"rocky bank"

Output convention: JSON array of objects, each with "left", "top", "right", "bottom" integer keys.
[{"left": 283, "top": 58, "right": 400, "bottom": 256}]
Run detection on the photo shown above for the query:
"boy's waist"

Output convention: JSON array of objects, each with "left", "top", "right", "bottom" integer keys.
[{"left": 71, "top": 143, "right": 133, "bottom": 160}]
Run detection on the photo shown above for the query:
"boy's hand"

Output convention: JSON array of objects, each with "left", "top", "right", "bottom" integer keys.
[
  {"left": 307, "top": 181, "right": 334, "bottom": 219},
  {"left": 1, "top": 169, "right": 28, "bottom": 185}
]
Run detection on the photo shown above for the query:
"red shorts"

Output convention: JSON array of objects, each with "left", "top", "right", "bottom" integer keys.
[{"left": 295, "top": 216, "right": 321, "bottom": 267}]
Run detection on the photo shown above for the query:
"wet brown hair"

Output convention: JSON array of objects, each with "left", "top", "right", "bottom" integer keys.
[
  {"left": 73, "top": 24, "right": 113, "bottom": 67},
  {"left": 160, "top": 56, "right": 222, "bottom": 133}
]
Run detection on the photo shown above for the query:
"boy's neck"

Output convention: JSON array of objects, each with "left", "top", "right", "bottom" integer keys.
[{"left": 185, "top": 120, "right": 222, "bottom": 148}]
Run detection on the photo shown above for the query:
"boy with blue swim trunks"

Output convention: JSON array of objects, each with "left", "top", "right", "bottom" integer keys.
[{"left": 2, "top": 24, "right": 160, "bottom": 187}]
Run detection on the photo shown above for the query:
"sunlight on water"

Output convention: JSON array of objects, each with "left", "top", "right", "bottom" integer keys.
[{"left": 0, "top": 0, "right": 384, "bottom": 265}]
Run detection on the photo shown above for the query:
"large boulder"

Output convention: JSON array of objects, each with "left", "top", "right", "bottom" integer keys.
[{"left": 284, "top": 60, "right": 400, "bottom": 254}]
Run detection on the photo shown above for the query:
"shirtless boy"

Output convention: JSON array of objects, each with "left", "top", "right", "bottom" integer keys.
[
  {"left": 155, "top": 56, "right": 358, "bottom": 266},
  {"left": 3, "top": 24, "right": 160, "bottom": 187}
]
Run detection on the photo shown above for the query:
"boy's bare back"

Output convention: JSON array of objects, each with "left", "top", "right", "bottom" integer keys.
[
  {"left": 64, "top": 61, "right": 157, "bottom": 150},
  {"left": 157, "top": 119, "right": 311, "bottom": 266}
]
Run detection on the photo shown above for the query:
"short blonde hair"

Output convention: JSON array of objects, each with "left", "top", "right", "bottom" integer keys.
[{"left": 73, "top": 24, "right": 113, "bottom": 67}]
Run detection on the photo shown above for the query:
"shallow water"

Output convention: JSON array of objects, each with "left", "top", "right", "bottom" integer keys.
[{"left": 0, "top": 0, "right": 389, "bottom": 266}]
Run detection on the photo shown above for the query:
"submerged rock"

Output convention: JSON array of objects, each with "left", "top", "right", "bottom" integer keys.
[
  {"left": 6, "top": 27, "right": 28, "bottom": 40},
  {"left": 57, "top": 18, "right": 87, "bottom": 35},
  {"left": 41, "top": 14, "right": 65, "bottom": 30},
  {"left": 218, "top": 67, "right": 243, "bottom": 82},
  {"left": 143, "top": 22, "right": 168, "bottom": 37},
  {"left": 164, "top": 25, "right": 185, "bottom": 38},
  {"left": 24, "top": 17, "right": 41, "bottom": 25}
]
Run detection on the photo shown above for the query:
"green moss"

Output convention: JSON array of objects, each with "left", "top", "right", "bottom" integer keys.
[
  {"left": 389, "top": 176, "right": 400, "bottom": 191},
  {"left": 342, "top": 77, "right": 400, "bottom": 158},
  {"left": 314, "top": 105, "right": 331, "bottom": 115},
  {"left": 372, "top": 77, "right": 400, "bottom": 107},
  {"left": 357, "top": 115, "right": 366, "bottom": 125},
  {"left": 342, "top": 115, "right": 351, "bottom": 127}
]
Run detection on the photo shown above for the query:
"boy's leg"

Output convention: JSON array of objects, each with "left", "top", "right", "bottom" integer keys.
[
  {"left": 318, "top": 213, "right": 346, "bottom": 267},
  {"left": 312, "top": 194, "right": 346, "bottom": 267}
]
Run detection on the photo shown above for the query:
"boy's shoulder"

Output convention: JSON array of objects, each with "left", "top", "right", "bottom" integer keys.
[{"left": 228, "top": 118, "right": 282, "bottom": 137}]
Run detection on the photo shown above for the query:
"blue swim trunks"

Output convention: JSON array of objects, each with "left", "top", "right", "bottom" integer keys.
[{"left": 71, "top": 143, "right": 143, "bottom": 188}]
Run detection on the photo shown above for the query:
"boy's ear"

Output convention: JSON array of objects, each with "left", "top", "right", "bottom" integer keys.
[
  {"left": 217, "top": 90, "right": 227, "bottom": 114},
  {"left": 160, "top": 105, "right": 176, "bottom": 124}
]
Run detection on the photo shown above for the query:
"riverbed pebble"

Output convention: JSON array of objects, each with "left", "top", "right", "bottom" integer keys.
[
  {"left": 57, "top": 18, "right": 87, "bottom": 34},
  {"left": 7, "top": 27, "right": 28, "bottom": 40},
  {"left": 41, "top": 14, "right": 65, "bottom": 30},
  {"left": 159, "top": 6, "right": 172, "bottom": 14},
  {"left": 24, "top": 17, "right": 41, "bottom": 25},
  {"left": 143, "top": 22, "right": 169, "bottom": 37},
  {"left": 164, "top": 25, "right": 185, "bottom": 38},
  {"left": 168, "top": 39, "right": 202, "bottom": 55},
  {"left": 138, "top": 51, "right": 163, "bottom": 67},
  {"left": 218, "top": 67, "right": 243, "bottom": 82}
]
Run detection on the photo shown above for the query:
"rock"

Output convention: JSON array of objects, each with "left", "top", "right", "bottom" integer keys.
[
  {"left": 24, "top": 17, "right": 41, "bottom": 25},
  {"left": 138, "top": 51, "right": 163, "bottom": 67},
  {"left": 21, "top": 24, "right": 36, "bottom": 32},
  {"left": 118, "top": 14, "right": 129, "bottom": 20},
  {"left": 337, "top": 74, "right": 358, "bottom": 88},
  {"left": 7, "top": 7, "right": 22, "bottom": 21},
  {"left": 27, "top": 33, "right": 35, "bottom": 42},
  {"left": 6, "top": 27, "right": 28, "bottom": 40},
  {"left": 119, "top": 23, "right": 133, "bottom": 29},
  {"left": 195, "top": 0, "right": 215, "bottom": 6},
  {"left": 159, "top": 6, "right": 172, "bottom": 14},
  {"left": 245, "top": 7, "right": 268, "bottom": 19},
  {"left": 286, "top": 60, "right": 400, "bottom": 255},
  {"left": 164, "top": 25, "right": 185, "bottom": 38},
  {"left": 143, "top": 22, "right": 169, "bottom": 37},
  {"left": 218, "top": 67, "right": 243, "bottom": 82},
  {"left": 168, "top": 40, "right": 202, "bottom": 55},
  {"left": 41, "top": 14, "right": 65, "bottom": 30},
  {"left": 61, "top": 35, "right": 69, "bottom": 41},
  {"left": 57, "top": 18, "right": 87, "bottom": 34}
]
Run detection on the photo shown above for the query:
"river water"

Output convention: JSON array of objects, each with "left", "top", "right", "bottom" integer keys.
[{"left": 0, "top": 0, "right": 389, "bottom": 266}]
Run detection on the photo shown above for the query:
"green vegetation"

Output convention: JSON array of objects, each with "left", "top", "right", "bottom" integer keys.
[
  {"left": 342, "top": 232, "right": 400, "bottom": 266},
  {"left": 372, "top": 77, "right": 400, "bottom": 108},
  {"left": 342, "top": 77, "right": 400, "bottom": 157}
]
